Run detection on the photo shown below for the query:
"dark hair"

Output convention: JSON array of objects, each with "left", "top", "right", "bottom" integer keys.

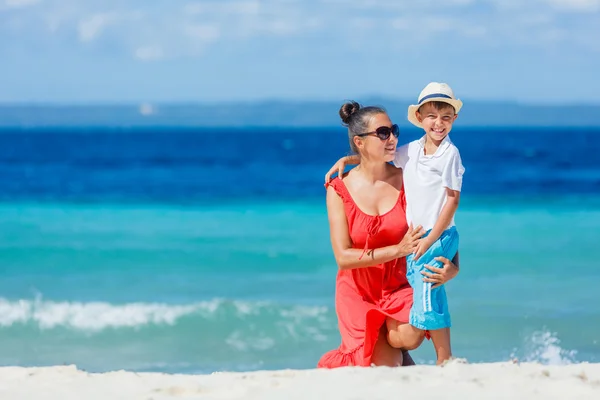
[
  {"left": 339, "top": 101, "right": 387, "bottom": 153},
  {"left": 417, "top": 101, "right": 456, "bottom": 114}
]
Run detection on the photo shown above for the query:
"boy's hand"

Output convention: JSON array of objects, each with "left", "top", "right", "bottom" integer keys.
[
  {"left": 324, "top": 156, "right": 359, "bottom": 183},
  {"left": 397, "top": 224, "right": 425, "bottom": 258},
  {"left": 413, "top": 237, "right": 433, "bottom": 261}
]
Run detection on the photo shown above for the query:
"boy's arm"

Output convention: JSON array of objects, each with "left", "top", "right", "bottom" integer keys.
[
  {"left": 324, "top": 145, "right": 409, "bottom": 183},
  {"left": 414, "top": 148, "right": 464, "bottom": 260},
  {"left": 324, "top": 155, "right": 360, "bottom": 183},
  {"left": 414, "top": 189, "right": 460, "bottom": 260}
]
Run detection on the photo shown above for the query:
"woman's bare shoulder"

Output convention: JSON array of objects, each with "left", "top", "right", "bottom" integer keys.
[
  {"left": 339, "top": 167, "right": 358, "bottom": 186},
  {"left": 386, "top": 163, "right": 404, "bottom": 189}
]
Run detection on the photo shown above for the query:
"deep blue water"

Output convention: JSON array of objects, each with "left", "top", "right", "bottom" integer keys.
[{"left": 0, "top": 126, "right": 598, "bottom": 202}]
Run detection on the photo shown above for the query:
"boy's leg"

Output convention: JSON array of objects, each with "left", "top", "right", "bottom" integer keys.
[
  {"left": 408, "top": 247, "right": 444, "bottom": 331},
  {"left": 429, "top": 328, "right": 452, "bottom": 365},
  {"left": 427, "top": 228, "right": 459, "bottom": 364},
  {"left": 408, "top": 228, "right": 459, "bottom": 363},
  {"left": 420, "top": 256, "right": 453, "bottom": 364}
]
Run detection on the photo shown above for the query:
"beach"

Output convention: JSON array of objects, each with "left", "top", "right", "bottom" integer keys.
[
  {"left": 3, "top": 1, "right": 599, "bottom": 396},
  {"left": 1, "top": 361, "right": 599, "bottom": 399}
]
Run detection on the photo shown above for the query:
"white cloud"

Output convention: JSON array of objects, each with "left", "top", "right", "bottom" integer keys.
[
  {"left": 323, "top": 0, "right": 475, "bottom": 10},
  {"left": 487, "top": 0, "right": 600, "bottom": 13},
  {"left": 1, "top": 0, "right": 598, "bottom": 59},
  {"left": 462, "top": 26, "right": 487, "bottom": 37},
  {"left": 262, "top": 20, "right": 297, "bottom": 35},
  {"left": 543, "top": 0, "right": 600, "bottom": 12},
  {"left": 77, "top": 13, "right": 117, "bottom": 42},
  {"left": 134, "top": 45, "right": 164, "bottom": 61},
  {"left": 351, "top": 17, "right": 377, "bottom": 30},
  {"left": 183, "top": 1, "right": 260, "bottom": 16},
  {"left": 391, "top": 15, "right": 485, "bottom": 39},
  {"left": 3, "top": 0, "right": 40, "bottom": 9},
  {"left": 184, "top": 24, "right": 220, "bottom": 42}
]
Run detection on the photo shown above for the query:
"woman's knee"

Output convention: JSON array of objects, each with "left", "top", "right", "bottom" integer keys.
[
  {"left": 371, "top": 327, "right": 403, "bottom": 367},
  {"left": 399, "top": 331, "right": 425, "bottom": 350},
  {"left": 386, "top": 319, "right": 425, "bottom": 350}
]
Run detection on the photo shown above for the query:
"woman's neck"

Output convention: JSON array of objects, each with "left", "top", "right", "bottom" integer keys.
[{"left": 355, "top": 158, "right": 388, "bottom": 184}]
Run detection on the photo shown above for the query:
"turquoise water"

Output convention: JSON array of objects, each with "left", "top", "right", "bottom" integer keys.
[{"left": 1, "top": 197, "right": 598, "bottom": 373}]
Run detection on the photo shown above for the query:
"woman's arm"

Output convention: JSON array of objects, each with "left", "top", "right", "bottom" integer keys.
[{"left": 326, "top": 186, "right": 421, "bottom": 270}]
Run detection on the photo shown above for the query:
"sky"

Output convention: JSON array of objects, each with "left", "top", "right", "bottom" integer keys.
[{"left": 1, "top": 0, "right": 599, "bottom": 104}]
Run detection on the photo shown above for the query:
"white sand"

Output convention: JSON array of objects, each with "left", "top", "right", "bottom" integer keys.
[{"left": 0, "top": 361, "right": 599, "bottom": 399}]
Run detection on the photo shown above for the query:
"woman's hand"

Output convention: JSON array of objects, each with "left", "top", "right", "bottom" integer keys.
[
  {"left": 396, "top": 224, "right": 425, "bottom": 258},
  {"left": 422, "top": 256, "right": 459, "bottom": 289}
]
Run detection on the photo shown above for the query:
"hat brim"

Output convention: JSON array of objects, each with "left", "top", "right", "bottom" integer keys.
[{"left": 407, "top": 98, "right": 463, "bottom": 128}]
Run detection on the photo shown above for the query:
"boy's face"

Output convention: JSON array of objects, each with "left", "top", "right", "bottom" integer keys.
[{"left": 416, "top": 102, "right": 457, "bottom": 143}]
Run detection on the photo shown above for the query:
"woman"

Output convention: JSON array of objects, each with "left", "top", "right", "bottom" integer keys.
[{"left": 318, "top": 101, "right": 459, "bottom": 368}]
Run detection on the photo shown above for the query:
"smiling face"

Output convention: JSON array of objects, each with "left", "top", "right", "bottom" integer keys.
[
  {"left": 416, "top": 102, "right": 458, "bottom": 144},
  {"left": 353, "top": 113, "right": 398, "bottom": 162}
]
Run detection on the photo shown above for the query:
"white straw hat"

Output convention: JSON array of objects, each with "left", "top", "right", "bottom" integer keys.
[{"left": 407, "top": 82, "right": 463, "bottom": 128}]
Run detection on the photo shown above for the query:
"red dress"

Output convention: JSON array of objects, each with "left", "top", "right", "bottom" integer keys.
[{"left": 318, "top": 177, "right": 412, "bottom": 368}]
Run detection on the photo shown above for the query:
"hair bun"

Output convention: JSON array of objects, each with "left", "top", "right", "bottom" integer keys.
[{"left": 339, "top": 101, "right": 360, "bottom": 125}]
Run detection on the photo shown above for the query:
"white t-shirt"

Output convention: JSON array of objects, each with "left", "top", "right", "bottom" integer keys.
[{"left": 393, "top": 135, "right": 465, "bottom": 231}]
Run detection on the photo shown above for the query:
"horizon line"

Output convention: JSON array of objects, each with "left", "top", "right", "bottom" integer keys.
[{"left": 0, "top": 98, "right": 599, "bottom": 108}]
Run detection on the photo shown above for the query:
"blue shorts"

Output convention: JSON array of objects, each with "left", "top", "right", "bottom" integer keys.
[{"left": 406, "top": 227, "right": 459, "bottom": 331}]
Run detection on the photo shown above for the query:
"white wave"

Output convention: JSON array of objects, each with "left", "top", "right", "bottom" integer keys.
[
  {"left": 517, "top": 330, "right": 577, "bottom": 365},
  {"left": 0, "top": 297, "right": 331, "bottom": 332},
  {"left": 225, "top": 331, "right": 276, "bottom": 352}
]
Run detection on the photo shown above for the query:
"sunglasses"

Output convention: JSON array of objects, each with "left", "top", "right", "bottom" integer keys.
[{"left": 357, "top": 124, "right": 399, "bottom": 141}]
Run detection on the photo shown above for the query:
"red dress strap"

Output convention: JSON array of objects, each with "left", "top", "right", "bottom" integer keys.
[
  {"left": 325, "top": 177, "right": 383, "bottom": 260},
  {"left": 325, "top": 177, "right": 354, "bottom": 208}
]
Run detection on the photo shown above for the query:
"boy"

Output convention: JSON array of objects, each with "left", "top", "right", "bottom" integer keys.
[{"left": 324, "top": 82, "right": 465, "bottom": 364}]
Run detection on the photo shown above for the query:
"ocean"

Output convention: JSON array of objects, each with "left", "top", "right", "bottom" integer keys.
[{"left": 0, "top": 125, "right": 599, "bottom": 374}]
